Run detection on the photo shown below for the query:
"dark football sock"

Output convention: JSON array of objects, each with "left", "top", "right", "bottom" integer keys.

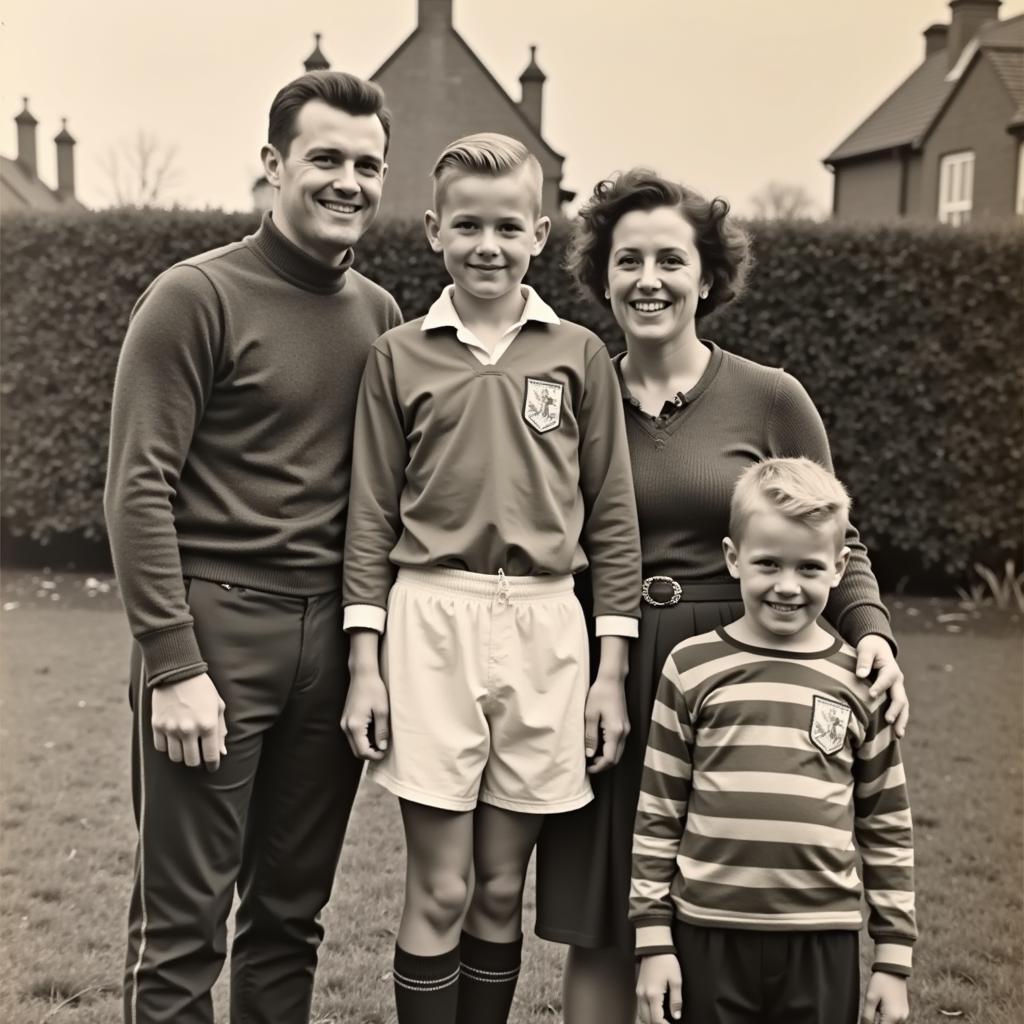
[
  {"left": 393, "top": 943, "right": 460, "bottom": 1024},
  {"left": 455, "top": 930, "right": 523, "bottom": 1024}
]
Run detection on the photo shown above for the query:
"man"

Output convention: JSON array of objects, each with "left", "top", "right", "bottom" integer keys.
[{"left": 104, "top": 70, "right": 401, "bottom": 1024}]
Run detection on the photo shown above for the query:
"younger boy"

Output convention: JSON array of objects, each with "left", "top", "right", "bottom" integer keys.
[
  {"left": 630, "top": 457, "right": 915, "bottom": 1024},
  {"left": 341, "top": 133, "right": 642, "bottom": 1024}
]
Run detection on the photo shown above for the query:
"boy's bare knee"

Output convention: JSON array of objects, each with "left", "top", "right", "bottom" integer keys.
[
  {"left": 414, "top": 871, "right": 470, "bottom": 932},
  {"left": 471, "top": 869, "right": 525, "bottom": 928}
]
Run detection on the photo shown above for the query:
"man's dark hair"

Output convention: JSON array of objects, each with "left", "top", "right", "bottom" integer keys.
[{"left": 267, "top": 71, "right": 392, "bottom": 157}]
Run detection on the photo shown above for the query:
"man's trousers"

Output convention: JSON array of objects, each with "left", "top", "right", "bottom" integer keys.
[{"left": 124, "top": 578, "right": 363, "bottom": 1024}]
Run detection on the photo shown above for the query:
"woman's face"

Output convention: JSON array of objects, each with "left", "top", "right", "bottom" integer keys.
[{"left": 606, "top": 205, "right": 707, "bottom": 348}]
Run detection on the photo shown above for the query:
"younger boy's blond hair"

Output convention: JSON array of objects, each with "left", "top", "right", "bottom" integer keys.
[
  {"left": 729, "top": 457, "right": 850, "bottom": 547},
  {"left": 431, "top": 132, "right": 544, "bottom": 213}
]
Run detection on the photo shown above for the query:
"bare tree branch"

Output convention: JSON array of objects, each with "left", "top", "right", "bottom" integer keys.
[
  {"left": 749, "top": 181, "right": 820, "bottom": 221},
  {"left": 98, "top": 131, "right": 183, "bottom": 208}
]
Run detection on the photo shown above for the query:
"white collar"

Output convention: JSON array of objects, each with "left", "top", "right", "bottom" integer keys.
[{"left": 421, "top": 284, "right": 560, "bottom": 335}]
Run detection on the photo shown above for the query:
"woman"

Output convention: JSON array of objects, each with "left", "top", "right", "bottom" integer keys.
[{"left": 534, "top": 170, "right": 909, "bottom": 1023}]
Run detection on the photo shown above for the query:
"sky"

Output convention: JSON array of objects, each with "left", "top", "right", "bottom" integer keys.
[{"left": 3, "top": 0, "right": 1023, "bottom": 217}]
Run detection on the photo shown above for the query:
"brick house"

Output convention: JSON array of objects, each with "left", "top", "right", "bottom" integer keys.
[
  {"left": 255, "top": 0, "right": 572, "bottom": 217},
  {"left": 1, "top": 98, "right": 86, "bottom": 213},
  {"left": 824, "top": 0, "right": 1023, "bottom": 224}
]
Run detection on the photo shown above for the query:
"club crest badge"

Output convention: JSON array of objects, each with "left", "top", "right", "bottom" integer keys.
[
  {"left": 523, "top": 378, "right": 563, "bottom": 434},
  {"left": 809, "top": 695, "right": 851, "bottom": 755}
]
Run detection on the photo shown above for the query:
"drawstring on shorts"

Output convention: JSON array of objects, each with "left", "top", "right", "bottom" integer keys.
[{"left": 494, "top": 568, "right": 512, "bottom": 610}]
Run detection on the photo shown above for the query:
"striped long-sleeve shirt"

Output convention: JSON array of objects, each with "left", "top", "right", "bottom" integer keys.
[{"left": 629, "top": 628, "right": 916, "bottom": 976}]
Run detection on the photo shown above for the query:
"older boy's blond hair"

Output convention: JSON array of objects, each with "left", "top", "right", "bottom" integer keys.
[
  {"left": 431, "top": 132, "right": 544, "bottom": 213},
  {"left": 729, "top": 457, "right": 850, "bottom": 547}
]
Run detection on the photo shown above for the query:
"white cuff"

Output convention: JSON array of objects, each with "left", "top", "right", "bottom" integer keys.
[
  {"left": 874, "top": 941, "right": 913, "bottom": 974},
  {"left": 343, "top": 604, "right": 387, "bottom": 633},
  {"left": 634, "top": 923, "right": 675, "bottom": 956},
  {"left": 595, "top": 614, "right": 639, "bottom": 638}
]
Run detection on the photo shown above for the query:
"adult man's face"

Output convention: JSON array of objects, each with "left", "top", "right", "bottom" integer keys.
[{"left": 263, "top": 99, "right": 388, "bottom": 265}]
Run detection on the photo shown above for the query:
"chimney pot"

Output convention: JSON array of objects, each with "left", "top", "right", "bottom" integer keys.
[
  {"left": 303, "top": 31, "right": 330, "bottom": 72},
  {"left": 418, "top": 0, "right": 453, "bottom": 32},
  {"left": 15, "top": 96, "right": 38, "bottom": 177},
  {"left": 55, "top": 117, "right": 77, "bottom": 199},
  {"left": 519, "top": 45, "right": 545, "bottom": 133},
  {"left": 947, "top": 0, "right": 1001, "bottom": 69}
]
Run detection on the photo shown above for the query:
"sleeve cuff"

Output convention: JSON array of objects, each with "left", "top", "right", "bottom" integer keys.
[
  {"left": 839, "top": 606, "right": 897, "bottom": 655},
  {"left": 873, "top": 942, "right": 913, "bottom": 977},
  {"left": 137, "top": 623, "right": 207, "bottom": 688},
  {"left": 595, "top": 614, "right": 640, "bottom": 638},
  {"left": 633, "top": 922, "right": 675, "bottom": 957},
  {"left": 343, "top": 604, "right": 387, "bottom": 633}
]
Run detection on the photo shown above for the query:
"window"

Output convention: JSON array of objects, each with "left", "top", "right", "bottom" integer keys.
[{"left": 938, "top": 151, "right": 974, "bottom": 225}]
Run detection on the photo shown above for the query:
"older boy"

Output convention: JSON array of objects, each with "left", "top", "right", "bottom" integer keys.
[
  {"left": 631, "top": 458, "right": 915, "bottom": 1024},
  {"left": 105, "top": 71, "right": 401, "bottom": 1024},
  {"left": 341, "top": 133, "right": 642, "bottom": 1024}
]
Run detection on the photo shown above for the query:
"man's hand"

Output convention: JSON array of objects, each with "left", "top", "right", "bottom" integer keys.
[
  {"left": 341, "top": 667, "right": 390, "bottom": 760},
  {"left": 855, "top": 635, "right": 909, "bottom": 737},
  {"left": 584, "top": 673, "right": 629, "bottom": 773},
  {"left": 636, "top": 953, "right": 683, "bottom": 1024},
  {"left": 151, "top": 672, "right": 227, "bottom": 771},
  {"left": 861, "top": 970, "right": 910, "bottom": 1023}
]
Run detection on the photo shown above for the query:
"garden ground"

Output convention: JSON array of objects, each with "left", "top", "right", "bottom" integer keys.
[{"left": 1, "top": 571, "right": 1021, "bottom": 1023}]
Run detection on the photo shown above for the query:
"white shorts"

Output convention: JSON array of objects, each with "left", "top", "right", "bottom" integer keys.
[{"left": 367, "top": 567, "right": 594, "bottom": 814}]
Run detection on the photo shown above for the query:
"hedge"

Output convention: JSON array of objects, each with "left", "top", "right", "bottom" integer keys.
[{"left": 2, "top": 209, "right": 1021, "bottom": 582}]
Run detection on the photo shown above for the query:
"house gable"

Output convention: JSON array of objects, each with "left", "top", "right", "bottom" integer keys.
[
  {"left": 372, "top": 28, "right": 563, "bottom": 165},
  {"left": 918, "top": 49, "right": 1020, "bottom": 220},
  {"left": 826, "top": 7, "right": 1023, "bottom": 222},
  {"left": 371, "top": 25, "right": 565, "bottom": 219},
  {"left": 920, "top": 20, "right": 1024, "bottom": 148}
]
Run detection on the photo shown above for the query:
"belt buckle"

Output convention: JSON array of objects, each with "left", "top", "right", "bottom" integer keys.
[{"left": 642, "top": 575, "right": 682, "bottom": 607}]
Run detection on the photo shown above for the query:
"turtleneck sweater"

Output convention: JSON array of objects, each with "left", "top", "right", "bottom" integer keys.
[
  {"left": 615, "top": 343, "right": 894, "bottom": 648},
  {"left": 105, "top": 213, "right": 402, "bottom": 686}
]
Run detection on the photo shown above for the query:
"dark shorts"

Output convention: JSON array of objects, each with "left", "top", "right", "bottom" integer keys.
[
  {"left": 535, "top": 575, "right": 743, "bottom": 951},
  {"left": 665, "top": 921, "right": 860, "bottom": 1024}
]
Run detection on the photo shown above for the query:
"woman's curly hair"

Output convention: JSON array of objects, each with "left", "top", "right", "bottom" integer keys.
[{"left": 565, "top": 168, "right": 751, "bottom": 320}]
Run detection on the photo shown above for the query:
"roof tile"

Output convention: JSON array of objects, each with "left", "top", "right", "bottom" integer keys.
[{"left": 986, "top": 48, "right": 1024, "bottom": 104}]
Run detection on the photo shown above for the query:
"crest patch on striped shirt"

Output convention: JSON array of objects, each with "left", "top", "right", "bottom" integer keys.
[{"left": 809, "top": 695, "right": 851, "bottom": 755}]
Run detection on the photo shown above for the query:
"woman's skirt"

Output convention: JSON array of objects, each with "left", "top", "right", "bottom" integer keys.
[{"left": 534, "top": 583, "right": 744, "bottom": 952}]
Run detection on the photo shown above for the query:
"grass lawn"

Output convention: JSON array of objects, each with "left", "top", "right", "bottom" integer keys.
[{"left": 1, "top": 572, "right": 1021, "bottom": 1023}]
